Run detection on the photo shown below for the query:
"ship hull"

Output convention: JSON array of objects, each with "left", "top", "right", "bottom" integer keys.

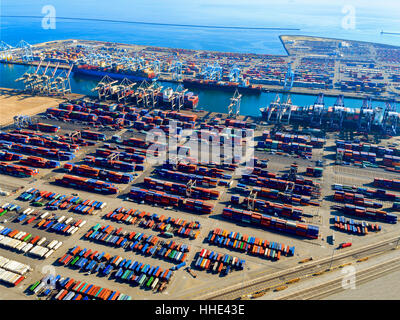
[
  {"left": 72, "top": 66, "right": 153, "bottom": 82},
  {"left": 182, "top": 79, "right": 261, "bottom": 94}
]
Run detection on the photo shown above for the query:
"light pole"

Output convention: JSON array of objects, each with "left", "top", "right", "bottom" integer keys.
[{"left": 328, "top": 249, "right": 335, "bottom": 271}]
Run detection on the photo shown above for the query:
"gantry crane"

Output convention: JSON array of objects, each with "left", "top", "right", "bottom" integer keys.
[{"left": 227, "top": 89, "right": 242, "bottom": 118}]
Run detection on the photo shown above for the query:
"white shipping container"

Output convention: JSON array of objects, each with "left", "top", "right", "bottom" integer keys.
[
  {"left": 2, "top": 203, "right": 9, "bottom": 209},
  {"left": 23, "top": 208, "right": 31, "bottom": 215},
  {"left": 14, "top": 231, "right": 24, "bottom": 240},
  {"left": 29, "top": 246, "right": 49, "bottom": 258},
  {"left": 70, "top": 227, "right": 78, "bottom": 235},
  {"left": 17, "top": 232, "right": 28, "bottom": 240},
  {"left": 54, "top": 289, "right": 65, "bottom": 300},
  {"left": 151, "top": 277, "right": 159, "bottom": 290},
  {"left": 3, "top": 261, "right": 30, "bottom": 275},
  {"left": 16, "top": 242, "right": 27, "bottom": 251},
  {"left": 22, "top": 243, "right": 33, "bottom": 253},
  {"left": 64, "top": 217, "right": 73, "bottom": 225},
  {"left": 57, "top": 216, "right": 66, "bottom": 223},
  {"left": 53, "top": 241, "right": 63, "bottom": 251},
  {"left": 34, "top": 282, "right": 45, "bottom": 294},
  {"left": 64, "top": 291, "right": 75, "bottom": 300},
  {"left": 115, "top": 257, "right": 123, "bottom": 266},
  {"left": 78, "top": 220, "right": 87, "bottom": 228},
  {"left": 0, "top": 256, "right": 9, "bottom": 267},
  {"left": 40, "top": 212, "right": 49, "bottom": 219},
  {"left": 0, "top": 226, "right": 4, "bottom": 232},
  {"left": 47, "top": 240, "right": 58, "bottom": 250},
  {"left": 44, "top": 249, "right": 54, "bottom": 259},
  {"left": 37, "top": 237, "right": 46, "bottom": 246},
  {"left": 100, "top": 203, "right": 106, "bottom": 209}
]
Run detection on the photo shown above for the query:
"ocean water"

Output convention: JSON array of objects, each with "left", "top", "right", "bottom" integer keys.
[
  {"left": 0, "top": 63, "right": 385, "bottom": 117},
  {"left": 1, "top": 1, "right": 400, "bottom": 54}
]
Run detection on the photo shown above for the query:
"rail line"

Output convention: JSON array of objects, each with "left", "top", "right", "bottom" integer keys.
[
  {"left": 277, "top": 256, "right": 400, "bottom": 300},
  {"left": 190, "top": 236, "right": 400, "bottom": 300}
]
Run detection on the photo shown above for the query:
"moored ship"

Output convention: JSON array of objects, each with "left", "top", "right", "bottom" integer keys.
[
  {"left": 182, "top": 78, "right": 262, "bottom": 94},
  {"left": 72, "top": 64, "right": 157, "bottom": 82}
]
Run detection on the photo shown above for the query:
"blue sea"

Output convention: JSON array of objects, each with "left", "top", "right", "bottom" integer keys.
[
  {"left": 1, "top": 0, "right": 399, "bottom": 54},
  {"left": 1, "top": 0, "right": 399, "bottom": 115}
]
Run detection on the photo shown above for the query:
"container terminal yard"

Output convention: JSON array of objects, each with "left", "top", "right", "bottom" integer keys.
[
  {"left": 0, "top": 36, "right": 399, "bottom": 301},
  {"left": 1, "top": 35, "right": 400, "bottom": 102}
]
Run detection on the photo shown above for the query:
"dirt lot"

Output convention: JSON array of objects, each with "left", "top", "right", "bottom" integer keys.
[{"left": 0, "top": 88, "right": 68, "bottom": 126}]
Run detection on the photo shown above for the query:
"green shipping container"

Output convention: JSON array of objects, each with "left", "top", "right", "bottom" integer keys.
[
  {"left": 146, "top": 276, "right": 154, "bottom": 287},
  {"left": 70, "top": 256, "right": 80, "bottom": 266}
]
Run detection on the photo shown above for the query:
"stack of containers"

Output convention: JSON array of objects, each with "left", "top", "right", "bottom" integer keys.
[
  {"left": 206, "top": 229, "right": 295, "bottom": 258},
  {"left": 305, "top": 167, "right": 324, "bottom": 177},
  {"left": 94, "top": 149, "right": 146, "bottom": 165},
  {"left": 231, "top": 195, "right": 303, "bottom": 220},
  {"left": 0, "top": 162, "right": 39, "bottom": 177},
  {"left": 222, "top": 207, "right": 320, "bottom": 239},
  {"left": 373, "top": 178, "right": 400, "bottom": 191},
  {"left": 9, "top": 143, "right": 75, "bottom": 160},
  {"left": 64, "top": 163, "right": 134, "bottom": 184},
  {"left": 332, "top": 204, "right": 397, "bottom": 224},
  {"left": 84, "top": 156, "right": 137, "bottom": 172},
  {"left": 334, "top": 191, "right": 383, "bottom": 208},
  {"left": 144, "top": 177, "right": 220, "bottom": 200},
  {"left": 56, "top": 175, "right": 119, "bottom": 195},
  {"left": 80, "top": 130, "right": 106, "bottom": 141},
  {"left": 332, "top": 183, "right": 399, "bottom": 201},
  {"left": 333, "top": 216, "right": 381, "bottom": 235},
  {"left": 128, "top": 187, "right": 214, "bottom": 214},
  {"left": 20, "top": 156, "right": 60, "bottom": 169},
  {"left": 30, "top": 123, "right": 60, "bottom": 133},
  {"left": 0, "top": 151, "right": 24, "bottom": 161}
]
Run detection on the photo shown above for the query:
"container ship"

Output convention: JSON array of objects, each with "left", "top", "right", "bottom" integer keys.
[
  {"left": 72, "top": 64, "right": 157, "bottom": 82},
  {"left": 182, "top": 78, "right": 262, "bottom": 94},
  {"left": 260, "top": 102, "right": 400, "bottom": 133},
  {"left": 157, "top": 88, "right": 199, "bottom": 109}
]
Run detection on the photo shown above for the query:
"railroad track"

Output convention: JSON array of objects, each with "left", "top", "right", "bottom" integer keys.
[
  {"left": 193, "top": 236, "right": 400, "bottom": 300},
  {"left": 277, "top": 256, "right": 400, "bottom": 300}
]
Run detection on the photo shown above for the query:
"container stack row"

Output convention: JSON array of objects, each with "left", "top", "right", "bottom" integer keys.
[
  {"left": 333, "top": 216, "right": 381, "bottom": 235},
  {"left": 18, "top": 187, "right": 107, "bottom": 213},
  {"left": 104, "top": 207, "right": 201, "bottom": 239},
  {"left": 206, "top": 228, "right": 295, "bottom": 260},
  {"left": 222, "top": 207, "right": 320, "bottom": 239},
  {"left": 29, "top": 273, "right": 132, "bottom": 300},
  {"left": 194, "top": 248, "right": 245, "bottom": 276},
  {"left": 55, "top": 174, "right": 119, "bottom": 195},
  {"left": 128, "top": 187, "right": 214, "bottom": 214},
  {"left": 333, "top": 191, "right": 383, "bottom": 208},
  {"left": 64, "top": 163, "right": 135, "bottom": 184},
  {"left": 144, "top": 177, "right": 220, "bottom": 200},
  {"left": 332, "top": 204, "right": 397, "bottom": 224},
  {"left": 231, "top": 195, "right": 304, "bottom": 221},
  {"left": 0, "top": 225, "right": 62, "bottom": 259}
]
